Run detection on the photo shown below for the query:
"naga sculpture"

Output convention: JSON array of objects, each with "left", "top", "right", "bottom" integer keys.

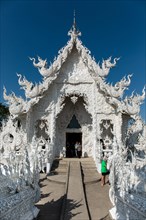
[
  {"left": 29, "top": 56, "right": 53, "bottom": 78},
  {"left": 122, "top": 87, "right": 145, "bottom": 115},
  {"left": 91, "top": 57, "right": 120, "bottom": 77},
  {"left": 3, "top": 87, "right": 25, "bottom": 116},
  {"left": 100, "top": 74, "right": 132, "bottom": 98},
  {"left": 17, "top": 73, "right": 44, "bottom": 98},
  {"left": 30, "top": 56, "right": 47, "bottom": 68}
]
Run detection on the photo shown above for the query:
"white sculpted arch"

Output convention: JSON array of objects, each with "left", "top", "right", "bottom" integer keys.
[
  {"left": 55, "top": 96, "right": 92, "bottom": 157},
  {"left": 56, "top": 90, "right": 91, "bottom": 118}
]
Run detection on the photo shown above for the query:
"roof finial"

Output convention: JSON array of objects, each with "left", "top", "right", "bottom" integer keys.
[
  {"left": 68, "top": 10, "right": 81, "bottom": 39},
  {"left": 73, "top": 10, "right": 76, "bottom": 28}
]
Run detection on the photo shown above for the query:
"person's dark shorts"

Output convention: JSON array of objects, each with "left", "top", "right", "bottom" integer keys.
[{"left": 102, "top": 170, "right": 110, "bottom": 175}]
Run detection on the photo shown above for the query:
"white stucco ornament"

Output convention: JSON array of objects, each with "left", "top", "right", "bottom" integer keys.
[
  {"left": 0, "top": 117, "right": 40, "bottom": 220},
  {"left": 1, "top": 17, "right": 146, "bottom": 220}
]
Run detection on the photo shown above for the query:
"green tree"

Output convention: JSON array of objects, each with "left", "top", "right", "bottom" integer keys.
[{"left": 0, "top": 103, "right": 10, "bottom": 124}]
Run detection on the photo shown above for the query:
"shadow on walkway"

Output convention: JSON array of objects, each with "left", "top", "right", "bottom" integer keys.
[{"left": 36, "top": 194, "right": 82, "bottom": 220}]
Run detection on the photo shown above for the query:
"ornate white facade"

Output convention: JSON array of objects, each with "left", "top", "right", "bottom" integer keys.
[{"left": 0, "top": 19, "right": 146, "bottom": 219}]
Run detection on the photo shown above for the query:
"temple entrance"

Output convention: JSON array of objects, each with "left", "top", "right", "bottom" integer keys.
[
  {"left": 66, "top": 132, "right": 82, "bottom": 157},
  {"left": 55, "top": 97, "right": 92, "bottom": 157}
]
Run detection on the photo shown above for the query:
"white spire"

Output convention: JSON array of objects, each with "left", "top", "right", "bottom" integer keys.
[{"left": 68, "top": 10, "right": 81, "bottom": 39}]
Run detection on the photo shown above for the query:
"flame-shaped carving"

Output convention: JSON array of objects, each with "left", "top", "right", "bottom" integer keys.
[
  {"left": 17, "top": 74, "right": 44, "bottom": 99},
  {"left": 99, "top": 74, "right": 132, "bottom": 98},
  {"left": 123, "top": 86, "right": 145, "bottom": 115},
  {"left": 3, "top": 87, "right": 24, "bottom": 115}
]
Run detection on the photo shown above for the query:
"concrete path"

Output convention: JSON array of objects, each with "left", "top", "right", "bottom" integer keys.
[
  {"left": 36, "top": 158, "right": 113, "bottom": 220},
  {"left": 63, "top": 161, "right": 89, "bottom": 220}
]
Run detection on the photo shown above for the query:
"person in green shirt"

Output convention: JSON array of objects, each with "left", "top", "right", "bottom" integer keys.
[{"left": 101, "top": 156, "right": 110, "bottom": 186}]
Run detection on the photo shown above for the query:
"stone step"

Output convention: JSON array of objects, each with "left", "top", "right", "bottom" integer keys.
[
  {"left": 47, "top": 174, "right": 66, "bottom": 184},
  {"left": 59, "top": 160, "right": 68, "bottom": 164},
  {"left": 82, "top": 166, "right": 97, "bottom": 171},
  {"left": 82, "top": 164, "right": 96, "bottom": 168},
  {"left": 51, "top": 170, "right": 67, "bottom": 175},
  {"left": 58, "top": 164, "right": 67, "bottom": 168},
  {"left": 51, "top": 159, "right": 68, "bottom": 173},
  {"left": 55, "top": 166, "right": 67, "bottom": 171},
  {"left": 82, "top": 169, "right": 98, "bottom": 174},
  {"left": 81, "top": 160, "right": 95, "bottom": 162},
  {"left": 84, "top": 176, "right": 101, "bottom": 185},
  {"left": 51, "top": 159, "right": 68, "bottom": 174}
]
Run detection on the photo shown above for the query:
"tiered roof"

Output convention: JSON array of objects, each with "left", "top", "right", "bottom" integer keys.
[{"left": 4, "top": 18, "right": 145, "bottom": 117}]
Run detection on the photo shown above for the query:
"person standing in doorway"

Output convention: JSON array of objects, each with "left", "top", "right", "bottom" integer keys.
[
  {"left": 77, "top": 142, "right": 82, "bottom": 158},
  {"left": 75, "top": 141, "right": 79, "bottom": 157}
]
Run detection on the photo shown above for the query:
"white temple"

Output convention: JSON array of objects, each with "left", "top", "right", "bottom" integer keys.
[{"left": 0, "top": 17, "right": 146, "bottom": 220}]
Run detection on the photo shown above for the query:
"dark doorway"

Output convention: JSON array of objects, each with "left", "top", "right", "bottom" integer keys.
[{"left": 66, "top": 133, "right": 82, "bottom": 157}]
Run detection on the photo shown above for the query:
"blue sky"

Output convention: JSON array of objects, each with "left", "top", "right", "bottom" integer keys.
[{"left": 0, "top": 0, "right": 145, "bottom": 121}]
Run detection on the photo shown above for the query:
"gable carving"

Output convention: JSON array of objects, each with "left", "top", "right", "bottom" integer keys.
[{"left": 57, "top": 47, "right": 93, "bottom": 84}]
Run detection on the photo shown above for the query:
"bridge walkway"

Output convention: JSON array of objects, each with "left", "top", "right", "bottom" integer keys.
[{"left": 36, "top": 158, "right": 112, "bottom": 220}]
